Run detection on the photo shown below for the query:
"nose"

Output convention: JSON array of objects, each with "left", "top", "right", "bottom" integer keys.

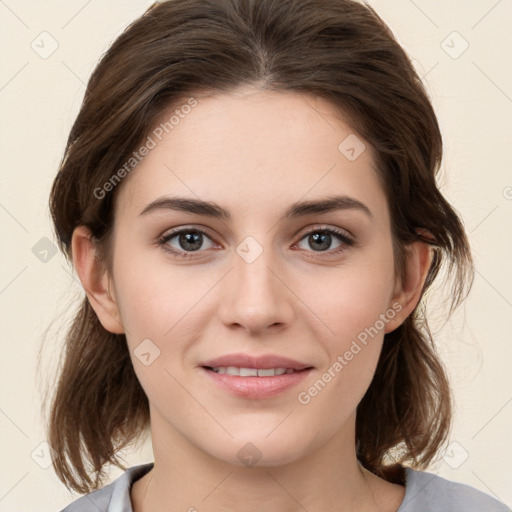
[{"left": 217, "top": 243, "right": 295, "bottom": 335}]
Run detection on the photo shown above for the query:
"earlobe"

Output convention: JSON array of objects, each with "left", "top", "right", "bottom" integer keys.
[
  {"left": 71, "top": 225, "right": 125, "bottom": 334},
  {"left": 385, "top": 240, "right": 433, "bottom": 333}
]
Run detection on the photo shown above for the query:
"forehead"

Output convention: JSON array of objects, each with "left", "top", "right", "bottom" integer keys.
[{"left": 114, "top": 87, "right": 388, "bottom": 224}]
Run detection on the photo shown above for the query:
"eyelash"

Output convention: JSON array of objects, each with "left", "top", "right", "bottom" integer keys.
[{"left": 157, "top": 226, "right": 355, "bottom": 259}]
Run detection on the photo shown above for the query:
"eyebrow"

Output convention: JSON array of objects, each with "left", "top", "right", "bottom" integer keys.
[{"left": 139, "top": 194, "right": 373, "bottom": 221}]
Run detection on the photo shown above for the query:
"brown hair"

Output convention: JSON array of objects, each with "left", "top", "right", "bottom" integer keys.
[{"left": 43, "top": 0, "right": 473, "bottom": 494}]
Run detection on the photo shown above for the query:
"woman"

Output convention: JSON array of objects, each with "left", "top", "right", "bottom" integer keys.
[{"left": 45, "top": 0, "right": 509, "bottom": 510}]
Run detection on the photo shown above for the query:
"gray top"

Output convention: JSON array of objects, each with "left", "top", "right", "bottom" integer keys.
[{"left": 60, "top": 463, "right": 510, "bottom": 511}]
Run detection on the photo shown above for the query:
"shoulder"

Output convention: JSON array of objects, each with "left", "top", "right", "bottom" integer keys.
[
  {"left": 399, "top": 467, "right": 510, "bottom": 512},
  {"left": 58, "top": 463, "right": 154, "bottom": 512}
]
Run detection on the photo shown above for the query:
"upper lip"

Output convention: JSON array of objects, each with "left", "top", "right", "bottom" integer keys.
[{"left": 200, "top": 353, "right": 313, "bottom": 371}]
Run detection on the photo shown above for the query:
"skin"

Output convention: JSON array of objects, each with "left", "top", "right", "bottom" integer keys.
[{"left": 72, "top": 86, "right": 432, "bottom": 512}]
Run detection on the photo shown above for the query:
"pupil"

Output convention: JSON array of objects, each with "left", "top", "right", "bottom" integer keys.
[
  {"left": 310, "top": 232, "right": 331, "bottom": 251},
  {"left": 180, "top": 231, "right": 202, "bottom": 251}
]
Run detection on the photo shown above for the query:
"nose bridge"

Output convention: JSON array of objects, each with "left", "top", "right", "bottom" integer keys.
[{"left": 218, "top": 234, "right": 294, "bottom": 332}]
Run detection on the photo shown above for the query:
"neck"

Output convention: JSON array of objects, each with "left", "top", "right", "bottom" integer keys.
[{"left": 132, "top": 410, "right": 404, "bottom": 512}]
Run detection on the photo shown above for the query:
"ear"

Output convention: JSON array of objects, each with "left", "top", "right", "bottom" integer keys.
[
  {"left": 71, "top": 225, "right": 125, "bottom": 334},
  {"left": 384, "top": 237, "right": 433, "bottom": 334}
]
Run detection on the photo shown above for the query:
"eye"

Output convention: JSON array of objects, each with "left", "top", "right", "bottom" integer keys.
[
  {"left": 294, "top": 227, "right": 354, "bottom": 254},
  {"left": 158, "top": 227, "right": 216, "bottom": 258},
  {"left": 157, "top": 225, "right": 355, "bottom": 259}
]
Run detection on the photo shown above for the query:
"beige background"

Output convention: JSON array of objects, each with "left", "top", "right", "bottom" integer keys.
[{"left": 1, "top": 0, "right": 511, "bottom": 510}]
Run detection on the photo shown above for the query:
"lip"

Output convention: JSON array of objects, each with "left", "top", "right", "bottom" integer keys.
[
  {"left": 200, "top": 353, "right": 313, "bottom": 371},
  {"left": 198, "top": 353, "right": 314, "bottom": 400},
  {"left": 200, "top": 366, "right": 313, "bottom": 399}
]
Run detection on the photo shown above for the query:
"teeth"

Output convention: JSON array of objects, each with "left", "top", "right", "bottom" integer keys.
[
  {"left": 211, "top": 366, "right": 293, "bottom": 376},
  {"left": 239, "top": 367, "right": 258, "bottom": 377},
  {"left": 257, "top": 368, "right": 277, "bottom": 377}
]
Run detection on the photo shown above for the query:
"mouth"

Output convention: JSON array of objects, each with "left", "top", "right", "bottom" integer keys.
[
  {"left": 199, "top": 353, "right": 313, "bottom": 372},
  {"left": 202, "top": 366, "right": 310, "bottom": 376},
  {"left": 199, "top": 364, "right": 314, "bottom": 399}
]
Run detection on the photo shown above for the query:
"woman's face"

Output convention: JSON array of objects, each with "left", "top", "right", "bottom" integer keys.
[{"left": 102, "top": 87, "right": 407, "bottom": 466}]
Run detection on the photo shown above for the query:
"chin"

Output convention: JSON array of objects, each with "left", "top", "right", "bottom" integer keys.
[{"left": 207, "top": 431, "right": 308, "bottom": 469}]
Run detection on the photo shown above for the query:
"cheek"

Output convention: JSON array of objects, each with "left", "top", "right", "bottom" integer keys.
[
  {"left": 310, "top": 252, "right": 396, "bottom": 344},
  {"left": 112, "top": 256, "right": 214, "bottom": 386},
  {"left": 113, "top": 248, "right": 209, "bottom": 336},
  {"left": 302, "top": 247, "right": 396, "bottom": 409},
  {"left": 296, "top": 268, "right": 393, "bottom": 423}
]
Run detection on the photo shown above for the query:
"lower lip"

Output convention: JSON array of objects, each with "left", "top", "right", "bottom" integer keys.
[{"left": 200, "top": 367, "right": 313, "bottom": 399}]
